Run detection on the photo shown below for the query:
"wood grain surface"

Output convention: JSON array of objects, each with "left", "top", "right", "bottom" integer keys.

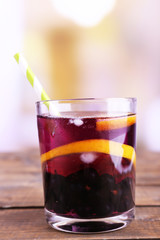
[
  {"left": 0, "top": 149, "right": 160, "bottom": 239},
  {"left": 0, "top": 208, "right": 160, "bottom": 240}
]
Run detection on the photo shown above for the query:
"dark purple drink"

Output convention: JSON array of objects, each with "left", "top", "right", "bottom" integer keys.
[{"left": 37, "top": 111, "right": 136, "bottom": 232}]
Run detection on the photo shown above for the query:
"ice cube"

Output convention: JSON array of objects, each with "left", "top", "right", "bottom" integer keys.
[
  {"left": 80, "top": 152, "right": 97, "bottom": 164},
  {"left": 69, "top": 118, "right": 83, "bottom": 126}
]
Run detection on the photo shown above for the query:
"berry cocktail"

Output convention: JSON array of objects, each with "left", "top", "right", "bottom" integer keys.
[{"left": 36, "top": 98, "right": 136, "bottom": 233}]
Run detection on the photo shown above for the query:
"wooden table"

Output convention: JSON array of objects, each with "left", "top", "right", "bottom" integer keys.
[{"left": 0, "top": 149, "right": 160, "bottom": 239}]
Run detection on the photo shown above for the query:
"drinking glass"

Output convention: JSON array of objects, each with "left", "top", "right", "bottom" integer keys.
[{"left": 36, "top": 98, "right": 136, "bottom": 233}]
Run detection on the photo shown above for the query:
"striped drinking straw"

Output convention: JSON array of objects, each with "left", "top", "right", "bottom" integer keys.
[{"left": 14, "top": 53, "right": 59, "bottom": 116}]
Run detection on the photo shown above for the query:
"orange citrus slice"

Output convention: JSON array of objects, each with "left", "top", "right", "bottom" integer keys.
[
  {"left": 96, "top": 115, "right": 136, "bottom": 131},
  {"left": 41, "top": 139, "right": 136, "bottom": 167}
]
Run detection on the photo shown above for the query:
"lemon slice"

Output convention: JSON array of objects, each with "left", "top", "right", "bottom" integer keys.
[
  {"left": 41, "top": 139, "right": 136, "bottom": 167},
  {"left": 96, "top": 115, "right": 136, "bottom": 131}
]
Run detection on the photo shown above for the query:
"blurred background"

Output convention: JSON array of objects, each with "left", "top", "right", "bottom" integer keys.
[{"left": 0, "top": 0, "right": 160, "bottom": 152}]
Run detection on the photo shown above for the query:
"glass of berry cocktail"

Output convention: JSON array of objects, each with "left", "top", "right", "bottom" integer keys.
[{"left": 36, "top": 98, "right": 136, "bottom": 233}]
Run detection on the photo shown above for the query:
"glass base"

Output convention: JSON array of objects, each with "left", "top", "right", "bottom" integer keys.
[{"left": 45, "top": 207, "right": 135, "bottom": 233}]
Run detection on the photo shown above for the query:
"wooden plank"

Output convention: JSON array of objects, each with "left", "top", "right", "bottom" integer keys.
[
  {"left": 0, "top": 207, "right": 160, "bottom": 239},
  {"left": 0, "top": 186, "right": 43, "bottom": 208},
  {"left": 136, "top": 186, "right": 160, "bottom": 206},
  {"left": 1, "top": 185, "right": 160, "bottom": 208},
  {"left": 136, "top": 150, "right": 160, "bottom": 185},
  {"left": 0, "top": 150, "right": 43, "bottom": 208},
  {"left": 1, "top": 149, "right": 160, "bottom": 187},
  {"left": 0, "top": 150, "right": 41, "bottom": 189},
  {"left": 0, "top": 150, "right": 160, "bottom": 208}
]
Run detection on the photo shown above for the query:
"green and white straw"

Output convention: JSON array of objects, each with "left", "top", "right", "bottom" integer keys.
[{"left": 14, "top": 52, "right": 59, "bottom": 115}]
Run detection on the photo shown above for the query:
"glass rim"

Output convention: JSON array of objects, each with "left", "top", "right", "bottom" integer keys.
[{"left": 36, "top": 97, "right": 137, "bottom": 105}]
